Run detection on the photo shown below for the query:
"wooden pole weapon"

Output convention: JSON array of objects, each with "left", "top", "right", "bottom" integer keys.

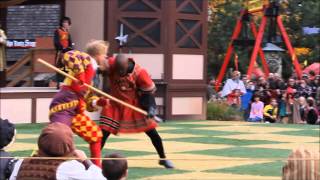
[{"left": 37, "top": 58, "right": 163, "bottom": 122}]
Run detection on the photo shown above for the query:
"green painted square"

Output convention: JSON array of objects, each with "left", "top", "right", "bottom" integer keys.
[
  {"left": 166, "top": 136, "right": 285, "bottom": 146},
  {"left": 160, "top": 128, "right": 248, "bottom": 136},
  {"left": 76, "top": 146, "right": 154, "bottom": 158},
  {"left": 14, "top": 136, "right": 137, "bottom": 145},
  {"left": 9, "top": 150, "right": 34, "bottom": 157},
  {"left": 15, "top": 138, "right": 37, "bottom": 144},
  {"left": 273, "top": 129, "right": 320, "bottom": 138},
  {"left": 206, "top": 161, "right": 284, "bottom": 177},
  {"left": 184, "top": 147, "right": 291, "bottom": 158},
  {"left": 73, "top": 136, "right": 137, "bottom": 144},
  {"left": 16, "top": 123, "right": 44, "bottom": 134},
  {"left": 128, "top": 167, "right": 190, "bottom": 179},
  {"left": 249, "top": 123, "right": 318, "bottom": 130}
]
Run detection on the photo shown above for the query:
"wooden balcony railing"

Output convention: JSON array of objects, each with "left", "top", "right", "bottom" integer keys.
[{"left": 6, "top": 48, "right": 56, "bottom": 87}]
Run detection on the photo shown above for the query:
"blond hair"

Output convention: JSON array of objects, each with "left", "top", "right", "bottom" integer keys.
[{"left": 85, "top": 40, "right": 109, "bottom": 57}]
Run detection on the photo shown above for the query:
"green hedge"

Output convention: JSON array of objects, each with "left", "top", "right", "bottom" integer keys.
[{"left": 207, "top": 102, "right": 244, "bottom": 121}]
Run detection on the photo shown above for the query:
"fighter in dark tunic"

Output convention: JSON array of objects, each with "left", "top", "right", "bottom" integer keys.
[{"left": 99, "top": 54, "right": 174, "bottom": 168}]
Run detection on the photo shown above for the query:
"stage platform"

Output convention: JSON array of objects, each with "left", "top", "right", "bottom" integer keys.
[
  {"left": 0, "top": 87, "right": 164, "bottom": 124},
  {"left": 0, "top": 87, "right": 99, "bottom": 123}
]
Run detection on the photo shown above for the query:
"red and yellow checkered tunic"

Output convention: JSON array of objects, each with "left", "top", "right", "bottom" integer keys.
[{"left": 71, "top": 99, "right": 102, "bottom": 143}]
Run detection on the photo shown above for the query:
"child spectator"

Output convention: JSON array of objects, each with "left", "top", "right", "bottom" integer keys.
[
  {"left": 248, "top": 96, "right": 264, "bottom": 122},
  {"left": 264, "top": 98, "right": 278, "bottom": 123},
  {"left": 0, "top": 118, "right": 17, "bottom": 180},
  {"left": 102, "top": 153, "right": 128, "bottom": 180}
]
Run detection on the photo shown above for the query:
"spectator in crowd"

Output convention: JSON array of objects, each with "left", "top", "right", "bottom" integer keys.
[
  {"left": 296, "top": 79, "right": 312, "bottom": 98},
  {"left": 102, "top": 153, "right": 128, "bottom": 180},
  {"left": 315, "top": 76, "right": 320, "bottom": 108},
  {"left": 0, "top": 118, "right": 17, "bottom": 180},
  {"left": 241, "top": 81, "right": 255, "bottom": 120},
  {"left": 263, "top": 98, "right": 278, "bottom": 123},
  {"left": 220, "top": 68, "right": 319, "bottom": 123},
  {"left": 221, "top": 71, "right": 246, "bottom": 107},
  {"left": 310, "top": 75, "right": 320, "bottom": 99},
  {"left": 207, "top": 77, "right": 216, "bottom": 102},
  {"left": 256, "top": 76, "right": 272, "bottom": 104},
  {"left": 248, "top": 96, "right": 264, "bottom": 122},
  {"left": 306, "top": 97, "right": 319, "bottom": 125},
  {"left": 286, "top": 78, "right": 297, "bottom": 96},
  {"left": 242, "top": 75, "right": 249, "bottom": 86},
  {"left": 278, "top": 94, "right": 288, "bottom": 123},
  {"left": 53, "top": 16, "right": 74, "bottom": 88},
  {"left": 298, "top": 96, "right": 307, "bottom": 123},
  {"left": 0, "top": 25, "right": 7, "bottom": 75},
  {"left": 267, "top": 73, "right": 276, "bottom": 89},
  {"left": 54, "top": 16, "right": 73, "bottom": 53},
  {"left": 9, "top": 122, "right": 106, "bottom": 180}
]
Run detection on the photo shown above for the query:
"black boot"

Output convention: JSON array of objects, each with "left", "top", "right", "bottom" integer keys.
[{"left": 159, "top": 159, "right": 175, "bottom": 169}]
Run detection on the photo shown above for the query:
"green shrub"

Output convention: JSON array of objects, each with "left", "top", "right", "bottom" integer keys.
[{"left": 207, "top": 102, "right": 244, "bottom": 121}]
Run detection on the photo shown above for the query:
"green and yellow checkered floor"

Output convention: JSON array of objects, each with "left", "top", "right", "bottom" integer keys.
[{"left": 9, "top": 120, "right": 320, "bottom": 180}]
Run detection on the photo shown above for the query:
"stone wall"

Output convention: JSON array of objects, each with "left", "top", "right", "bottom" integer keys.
[{"left": 6, "top": 4, "right": 61, "bottom": 63}]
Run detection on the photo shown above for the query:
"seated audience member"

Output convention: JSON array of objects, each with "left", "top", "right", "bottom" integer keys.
[
  {"left": 263, "top": 98, "right": 278, "bottom": 123},
  {"left": 0, "top": 119, "right": 17, "bottom": 180},
  {"left": 10, "top": 122, "right": 106, "bottom": 180},
  {"left": 102, "top": 153, "right": 128, "bottom": 180},
  {"left": 248, "top": 96, "right": 264, "bottom": 122},
  {"left": 241, "top": 81, "right": 255, "bottom": 120},
  {"left": 282, "top": 147, "right": 319, "bottom": 180},
  {"left": 306, "top": 97, "right": 319, "bottom": 125}
]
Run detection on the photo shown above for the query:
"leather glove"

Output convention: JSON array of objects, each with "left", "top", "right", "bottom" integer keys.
[
  {"left": 147, "top": 106, "right": 156, "bottom": 119},
  {"left": 97, "top": 98, "right": 108, "bottom": 107}
]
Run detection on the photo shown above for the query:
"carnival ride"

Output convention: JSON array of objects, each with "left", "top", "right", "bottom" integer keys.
[{"left": 215, "top": 0, "right": 303, "bottom": 91}]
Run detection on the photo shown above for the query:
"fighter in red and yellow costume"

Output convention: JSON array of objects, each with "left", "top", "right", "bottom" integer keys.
[{"left": 49, "top": 50, "right": 106, "bottom": 166}]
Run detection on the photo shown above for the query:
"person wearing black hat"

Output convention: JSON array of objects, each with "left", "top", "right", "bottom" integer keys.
[{"left": 0, "top": 118, "right": 17, "bottom": 180}]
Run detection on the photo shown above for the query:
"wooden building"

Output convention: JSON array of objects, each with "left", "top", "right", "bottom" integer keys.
[{"left": 0, "top": 0, "right": 208, "bottom": 123}]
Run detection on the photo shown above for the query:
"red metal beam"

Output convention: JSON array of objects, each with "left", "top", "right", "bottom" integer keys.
[
  {"left": 247, "top": 16, "right": 267, "bottom": 78},
  {"left": 249, "top": 21, "right": 270, "bottom": 77},
  {"left": 215, "top": 14, "right": 243, "bottom": 91},
  {"left": 277, "top": 15, "right": 302, "bottom": 79}
]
